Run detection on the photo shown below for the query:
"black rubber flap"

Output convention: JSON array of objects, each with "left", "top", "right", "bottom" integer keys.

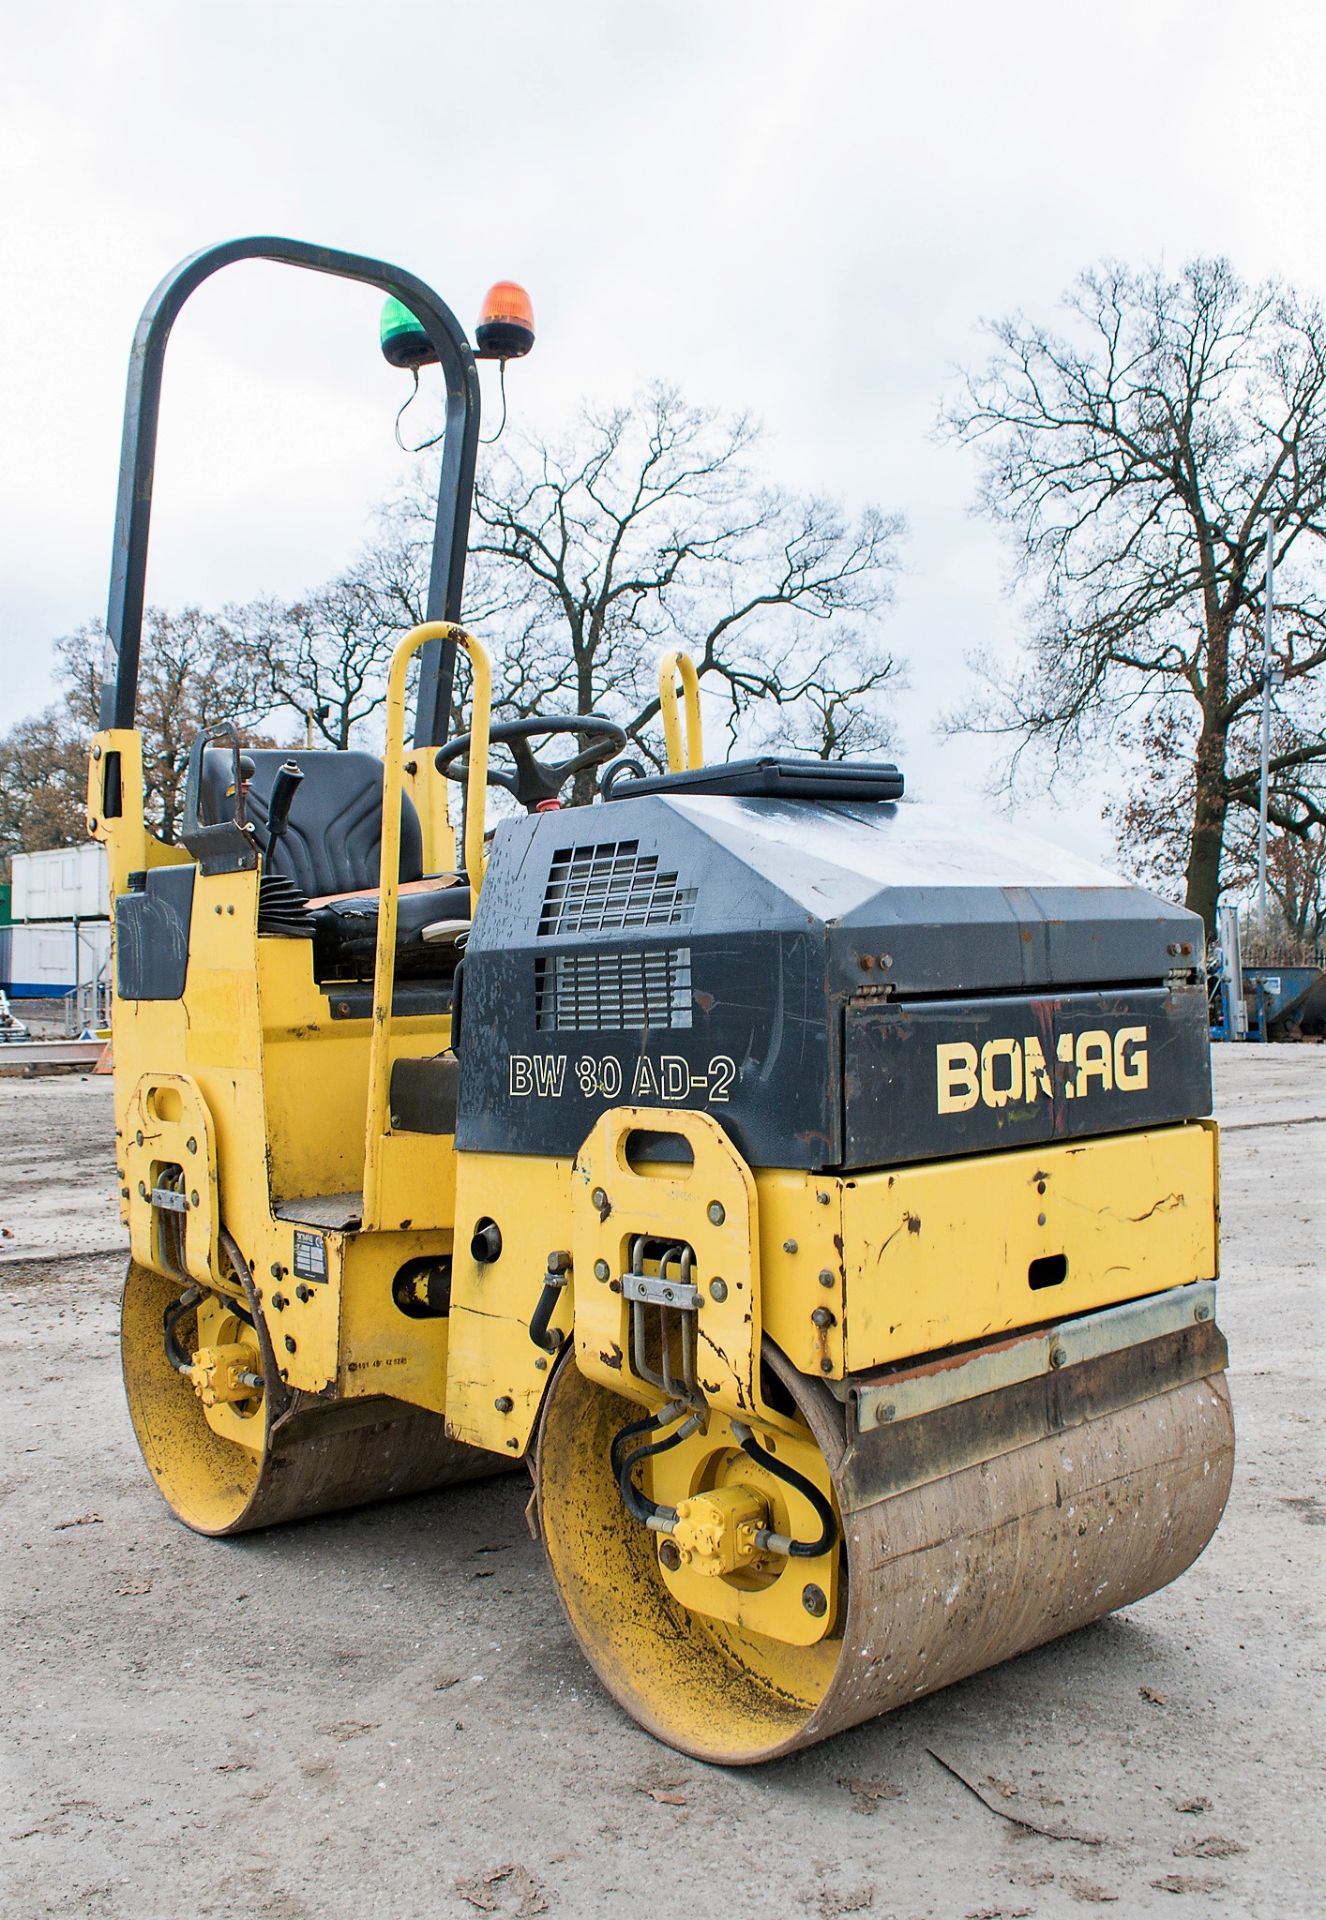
[
  {"left": 115, "top": 865, "right": 195, "bottom": 1000},
  {"left": 389, "top": 1052, "right": 460, "bottom": 1135},
  {"left": 603, "top": 756, "right": 904, "bottom": 803}
]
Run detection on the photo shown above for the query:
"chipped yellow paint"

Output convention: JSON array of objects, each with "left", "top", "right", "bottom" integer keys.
[
  {"left": 751, "top": 1167, "right": 847, "bottom": 1378},
  {"left": 645, "top": 1411, "right": 839, "bottom": 1646},
  {"left": 445, "top": 1152, "right": 574, "bottom": 1453},
  {"left": 363, "top": 623, "right": 490, "bottom": 1232},
  {"left": 840, "top": 1121, "right": 1218, "bottom": 1370},
  {"left": 93, "top": 650, "right": 467, "bottom": 1428},
  {"left": 120, "top": 1072, "right": 220, "bottom": 1286},
  {"left": 571, "top": 1106, "right": 799, "bottom": 1435},
  {"left": 90, "top": 637, "right": 1222, "bottom": 1686}
]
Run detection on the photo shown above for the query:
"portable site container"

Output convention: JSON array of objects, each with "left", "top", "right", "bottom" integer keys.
[
  {"left": 11, "top": 843, "right": 109, "bottom": 922},
  {"left": 5, "top": 918, "right": 112, "bottom": 999}
]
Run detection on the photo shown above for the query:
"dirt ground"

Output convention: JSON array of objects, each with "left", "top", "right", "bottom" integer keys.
[{"left": 2, "top": 1050, "right": 1322, "bottom": 1920}]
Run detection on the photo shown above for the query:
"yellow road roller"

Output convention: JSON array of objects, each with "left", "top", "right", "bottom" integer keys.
[{"left": 90, "top": 238, "right": 1233, "bottom": 1765}]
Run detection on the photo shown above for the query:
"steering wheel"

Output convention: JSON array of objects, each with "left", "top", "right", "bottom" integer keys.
[{"left": 435, "top": 714, "right": 628, "bottom": 812}]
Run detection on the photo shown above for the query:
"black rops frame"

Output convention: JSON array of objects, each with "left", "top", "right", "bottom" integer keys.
[{"left": 100, "top": 235, "right": 481, "bottom": 751}]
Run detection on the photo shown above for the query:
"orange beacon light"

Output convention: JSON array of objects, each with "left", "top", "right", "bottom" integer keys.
[{"left": 475, "top": 281, "right": 535, "bottom": 359}]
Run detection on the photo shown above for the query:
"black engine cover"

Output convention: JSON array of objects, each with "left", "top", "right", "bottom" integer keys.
[{"left": 455, "top": 793, "right": 1210, "bottom": 1171}]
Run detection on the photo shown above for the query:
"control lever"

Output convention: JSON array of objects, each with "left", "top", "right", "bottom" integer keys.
[{"left": 264, "top": 760, "right": 304, "bottom": 852}]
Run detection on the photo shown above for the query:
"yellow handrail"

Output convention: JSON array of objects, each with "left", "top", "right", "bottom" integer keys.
[
  {"left": 364, "top": 621, "right": 491, "bottom": 1227},
  {"left": 658, "top": 649, "right": 704, "bottom": 771}
]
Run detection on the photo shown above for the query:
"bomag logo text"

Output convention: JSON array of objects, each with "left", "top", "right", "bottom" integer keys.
[{"left": 936, "top": 1027, "right": 1149, "bottom": 1114}]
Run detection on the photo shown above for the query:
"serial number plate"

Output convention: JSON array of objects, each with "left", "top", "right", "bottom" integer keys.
[{"left": 292, "top": 1231, "right": 328, "bottom": 1282}]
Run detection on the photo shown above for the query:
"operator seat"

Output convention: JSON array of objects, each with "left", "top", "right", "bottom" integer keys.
[{"left": 197, "top": 748, "right": 470, "bottom": 978}]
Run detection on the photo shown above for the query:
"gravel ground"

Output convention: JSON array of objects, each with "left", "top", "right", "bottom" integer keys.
[{"left": 1, "top": 1050, "right": 1322, "bottom": 1920}]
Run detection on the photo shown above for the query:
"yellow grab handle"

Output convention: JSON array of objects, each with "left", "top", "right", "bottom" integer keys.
[
  {"left": 454, "top": 633, "right": 493, "bottom": 896},
  {"left": 364, "top": 622, "right": 491, "bottom": 1226},
  {"left": 659, "top": 649, "right": 704, "bottom": 772}
]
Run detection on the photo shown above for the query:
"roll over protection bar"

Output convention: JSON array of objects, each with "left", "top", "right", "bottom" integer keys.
[{"left": 100, "top": 235, "right": 481, "bottom": 750}]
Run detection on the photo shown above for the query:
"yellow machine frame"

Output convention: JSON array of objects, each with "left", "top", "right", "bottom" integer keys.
[
  {"left": 92, "top": 617, "right": 1229, "bottom": 1747},
  {"left": 93, "top": 622, "right": 1220, "bottom": 1451},
  {"left": 90, "top": 235, "right": 1231, "bottom": 1767}
]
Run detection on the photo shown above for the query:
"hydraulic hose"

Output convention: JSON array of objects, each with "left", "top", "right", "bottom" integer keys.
[
  {"left": 162, "top": 1261, "right": 260, "bottom": 1385},
  {"left": 612, "top": 1405, "right": 838, "bottom": 1555},
  {"left": 730, "top": 1420, "right": 838, "bottom": 1558},
  {"left": 162, "top": 1286, "right": 204, "bottom": 1373},
  {"left": 611, "top": 1401, "right": 699, "bottom": 1529},
  {"left": 528, "top": 1271, "right": 568, "bottom": 1354},
  {"left": 610, "top": 1403, "right": 682, "bottom": 1481}
]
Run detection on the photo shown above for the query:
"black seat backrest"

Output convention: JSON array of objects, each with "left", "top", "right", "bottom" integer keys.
[{"left": 198, "top": 749, "right": 424, "bottom": 898}]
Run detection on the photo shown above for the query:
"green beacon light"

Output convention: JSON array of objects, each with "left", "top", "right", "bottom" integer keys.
[{"left": 379, "top": 296, "right": 437, "bottom": 371}]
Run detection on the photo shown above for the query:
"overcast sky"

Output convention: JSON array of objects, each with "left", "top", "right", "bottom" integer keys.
[{"left": 4, "top": 0, "right": 1325, "bottom": 859}]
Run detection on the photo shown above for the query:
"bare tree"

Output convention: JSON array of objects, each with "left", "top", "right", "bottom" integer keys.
[
  {"left": 941, "top": 258, "right": 1326, "bottom": 937},
  {"left": 1256, "top": 820, "right": 1326, "bottom": 947},
  {"left": 5, "top": 384, "right": 902, "bottom": 859},
  {"left": 742, "top": 631, "right": 902, "bottom": 761},
  {"left": 230, "top": 561, "right": 410, "bottom": 750},
  {"left": 1108, "top": 701, "right": 1326, "bottom": 942},
  {"left": 55, "top": 610, "right": 273, "bottom": 842},
  {"left": 0, "top": 706, "right": 88, "bottom": 869},
  {"left": 1266, "top": 824, "right": 1326, "bottom": 946},
  {"left": 384, "top": 382, "right": 904, "bottom": 794}
]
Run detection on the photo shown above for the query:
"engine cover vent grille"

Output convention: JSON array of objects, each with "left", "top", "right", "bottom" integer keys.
[
  {"left": 538, "top": 842, "right": 696, "bottom": 936},
  {"left": 535, "top": 947, "right": 693, "bottom": 1032}
]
